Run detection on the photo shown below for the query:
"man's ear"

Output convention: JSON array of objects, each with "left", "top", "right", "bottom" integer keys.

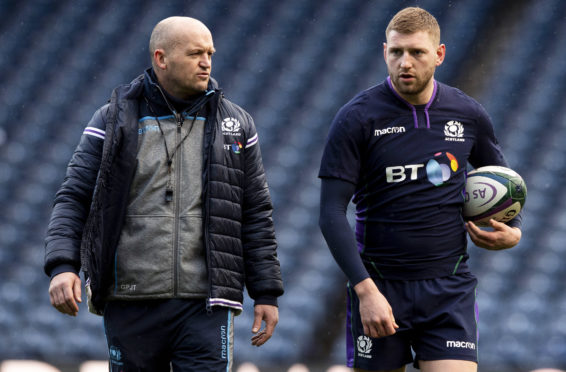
[
  {"left": 153, "top": 49, "right": 167, "bottom": 70},
  {"left": 436, "top": 44, "right": 446, "bottom": 67}
]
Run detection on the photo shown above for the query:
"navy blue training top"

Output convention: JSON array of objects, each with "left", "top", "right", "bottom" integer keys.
[{"left": 319, "top": 77, "right": 519, "bottom": 281}]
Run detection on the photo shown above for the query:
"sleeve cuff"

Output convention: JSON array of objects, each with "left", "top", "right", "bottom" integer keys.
[
  {"left": 49, "top": 264, "right": 80, "bottom": 280},
  {"left": 348, "top": 272, "right": 371, "bottom": 288},
  {"left": 253, "top": 296, "right": 278, "bottom": 307}
]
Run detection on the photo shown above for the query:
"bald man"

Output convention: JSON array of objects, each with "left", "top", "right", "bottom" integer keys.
[{"left": 45, "top": 16, "right": 283, "bottom": 371}]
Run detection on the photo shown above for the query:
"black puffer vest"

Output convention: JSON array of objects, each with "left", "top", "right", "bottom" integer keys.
[{"left": 46, "top": 74, "right": 283, "bottom": 314}]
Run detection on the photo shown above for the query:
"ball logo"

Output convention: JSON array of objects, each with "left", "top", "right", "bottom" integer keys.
[
  {"left": 426, "top": 152, "right": 458, "bottom": 186},
  {"left": 444, "top": 121, "right": 464, "bottom": 137},
  {"left": 222, "top": 117, "right": 241, "bottom": 133},
  {"left": 505, "top": 209, "right": 518, "bottom": 218},
  {"left": 466, "top": 182, "right": 498, "bottom": 207},
  {"left": 357, "top": 335, "right": 372, "bottom": 354}
]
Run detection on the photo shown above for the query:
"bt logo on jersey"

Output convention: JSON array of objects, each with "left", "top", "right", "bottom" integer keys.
[
  {"left": 426, "top": 152, "right": 459, "bottom": 186},
  {"left": 386, "top": 164, "right": 423, "bottom": 182},
  {"left": 386, "top": 152, "right": 459, "bottom": 185}
]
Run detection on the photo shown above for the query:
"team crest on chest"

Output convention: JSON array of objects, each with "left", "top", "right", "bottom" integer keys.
[
  {"left": 222, "top": 117, "right": 241, "bottom": 136},
  {"left": 444, "top": 121, "right": 465, "bottom": 142}
]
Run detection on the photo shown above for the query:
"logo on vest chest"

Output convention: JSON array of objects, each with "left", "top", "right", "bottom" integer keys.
[
  {"left": 222, "top": 117, "right": 242, "bottom": 136},
  {"left": 224, "top": 141, "right": 243, "bottom": 154}
]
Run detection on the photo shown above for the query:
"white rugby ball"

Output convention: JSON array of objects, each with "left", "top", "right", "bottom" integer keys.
[{"left": 463, "top": 166, "right": 527, "bottom": 227}]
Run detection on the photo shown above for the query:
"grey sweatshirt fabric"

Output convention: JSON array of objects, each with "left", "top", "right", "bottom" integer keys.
[{"left": 110, "top": 112, "right": 208, "bottom": 300}]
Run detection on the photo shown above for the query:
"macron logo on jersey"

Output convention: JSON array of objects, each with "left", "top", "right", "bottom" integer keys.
[
  {"left": 446, "top": 340, "right": 476, "bottom": 350},
  {"left": 374, "top": 126, "right": 406, "bottom": 137}
]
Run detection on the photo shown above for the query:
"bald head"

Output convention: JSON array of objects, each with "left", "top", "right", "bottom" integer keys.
[
  {"left": 149, "top": 17, "right": 212, "bottom": 64},
  {"left": 149, "top": 16, "right": 215, "bottom": 99}
]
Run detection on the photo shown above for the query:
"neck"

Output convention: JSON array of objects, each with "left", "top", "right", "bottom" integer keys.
[{"left": 153, "top": 82, "right": 204, "bottom": 112}]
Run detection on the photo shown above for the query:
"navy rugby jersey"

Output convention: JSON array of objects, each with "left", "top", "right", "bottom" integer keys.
[{"left": 319, "top": 77, "right": 513, "bottom": 280}]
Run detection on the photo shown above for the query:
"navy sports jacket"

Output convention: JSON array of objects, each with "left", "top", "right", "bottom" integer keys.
[{"left": 45, "top": 73, "right": 283, "bottom": 314}]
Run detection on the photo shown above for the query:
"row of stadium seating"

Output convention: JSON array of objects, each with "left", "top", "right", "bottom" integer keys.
[{"left": 1, "top": 0, "right": 565, "bottom": 370}]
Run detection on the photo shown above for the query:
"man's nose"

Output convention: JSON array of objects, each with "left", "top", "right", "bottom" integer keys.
[
  {"left": 200, "top": 55, "right": 211, "bottom": 68},
  {"left": 400, "top": 52, "right": 412, "bottom": 68}
]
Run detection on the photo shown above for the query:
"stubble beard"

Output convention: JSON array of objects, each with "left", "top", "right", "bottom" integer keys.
[
  {"left": 394, "top": 75, "right": 430, "bottom": 97},
  {"left": 390, "top": 67, "right": 435, "bottom": 102}
]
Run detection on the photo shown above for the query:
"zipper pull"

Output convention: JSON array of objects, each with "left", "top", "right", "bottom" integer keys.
[{"left": 177, "top": 112, "right": 184, "bottom": 132}]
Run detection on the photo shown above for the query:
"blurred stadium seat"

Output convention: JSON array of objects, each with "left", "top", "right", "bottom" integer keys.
[
  {"left": 79, "top": 361, "right": 108, "bottom": 372},
  {"left": 287, "top": 364, "right": 310, "bottom": 372},
  {"left": 0, "top": 360, "right": 60, "bottom": 372},
  {"left": 0, "top": 0, "right": 565, "bottom": 371},
  {"left": 236, "top": 362, "right": 261, "bottom": 372},
  {"left": 326, "top": 367, "right": 352, "bottom": 372}
]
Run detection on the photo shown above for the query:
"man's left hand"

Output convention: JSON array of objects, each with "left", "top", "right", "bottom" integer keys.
[
  {"left": 466, "top": 219, "right": 521, "bottom": 250},
  {"left": 251, "top": 304, "right": 278, "bottom": 347}
]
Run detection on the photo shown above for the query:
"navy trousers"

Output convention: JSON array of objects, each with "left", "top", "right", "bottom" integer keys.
[{"left": 104, "top": 298, "right": 234, "bottom": 372}]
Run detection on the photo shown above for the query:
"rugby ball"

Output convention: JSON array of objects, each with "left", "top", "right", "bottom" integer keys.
[{"left": 463, "top": 166, "right": 527, "bottom": 227}]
